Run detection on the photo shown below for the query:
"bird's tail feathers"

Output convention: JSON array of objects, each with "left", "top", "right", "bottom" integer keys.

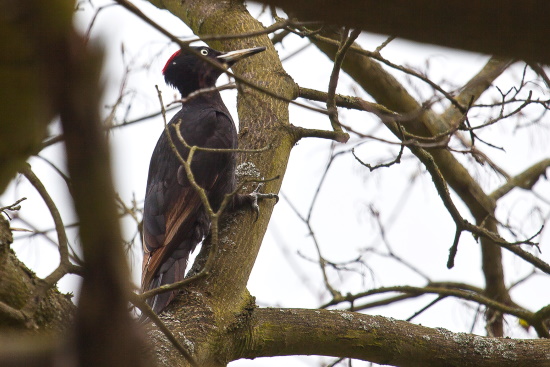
[{"left": 145, "top": 246, "right": 191, "bottom": 315}]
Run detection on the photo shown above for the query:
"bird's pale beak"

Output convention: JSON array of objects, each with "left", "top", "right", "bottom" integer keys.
[{"left": 217, "top": 46, "right": 266, "bottom": 64}]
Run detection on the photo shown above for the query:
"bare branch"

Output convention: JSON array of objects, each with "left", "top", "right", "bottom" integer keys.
[
  {"left": 0, "top": 197, "right": 27, "bottom": 217},
  {"left": 351, "top": 125, "right": 405, "bottom": 171},
  {"left": 326, "top": 28, "right": 359, "bottom": 142},
  {"left": 19, "top": 165, "right": 73, "bottom": 300},
  {"left": 322, "top": 285, "right": 533, "bottom": 322},
  {"left": 289, "top": 125, "right": 350, "bottom": 143},
  {"left": 490, "top": 159, "right": 550, "bottom": 201},
  {"left": 233, "top": 307, "right": 550, "bottom": 366},
  {"left": 298, "top": 86, "right": 397, "bottom": 117},
  {"left": 440, "top": 57, "right": 512, "bottom": 127}
]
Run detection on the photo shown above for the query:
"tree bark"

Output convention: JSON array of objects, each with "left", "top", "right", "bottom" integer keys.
[
  {"left": 233, "top": 308, "right": 550, "bottom": 367},
  {"left": 0, "top": 216, "right": 75, "bottom": 332}
]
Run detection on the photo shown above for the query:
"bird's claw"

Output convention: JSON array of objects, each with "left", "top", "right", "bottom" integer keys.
[{"left": 248, "top": 183, "right": 279, "bottom": 222}]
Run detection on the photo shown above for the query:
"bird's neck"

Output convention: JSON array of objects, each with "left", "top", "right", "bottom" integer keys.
[
  {"left": 179, "top": 89, "right": 229, "bottom": 115},
  {"left": 179, "top": 85, "right": 222, "bottom": 100}
]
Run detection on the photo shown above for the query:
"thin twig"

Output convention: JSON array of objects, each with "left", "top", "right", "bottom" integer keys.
[
  {"left": 406, "top": 296, "right": 447, "bottom": 322},
  {"left": 374, "top": 35, "right": 396, "bottom": 53},
  {"left": 19, "top": 166, "right": 70, "bottom": 274},
  {"left": 351, "top": 123, "right": 405, "bottom": 171},
  {"left": 0, "top": 197, "right": 27, "bottom": 215},
  {"left": 321, "top": 285, "right": 533, "bottom": 322},
  {"left": 490, "top": 158, "right": 550, "bottom": 201},
  {"left": 326, "top": 28, "right": 359, "bottom": 142},
  {"left": 167, "top": 83, "right": 236, "bottom": 107}
]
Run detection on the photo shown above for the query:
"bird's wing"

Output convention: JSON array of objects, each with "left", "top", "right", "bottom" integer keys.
[
  {"left": 141, "top": 107, "right": 236, "bottom": 292},
  {"left": 141, "top": 183, "right": 203, "bottom": 290}
]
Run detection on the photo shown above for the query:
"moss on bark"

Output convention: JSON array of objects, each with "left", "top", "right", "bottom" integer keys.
[{"left": 0, "top": 216, "right": 76, "bottom": 332}]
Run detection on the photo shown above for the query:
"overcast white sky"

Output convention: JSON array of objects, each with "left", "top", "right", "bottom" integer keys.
[{"left": 3, "top": 1, "right": 549, "bottom": 366}]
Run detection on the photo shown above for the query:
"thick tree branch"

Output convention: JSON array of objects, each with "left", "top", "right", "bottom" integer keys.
[
  {"left": 288, "top": 125, "right": 351, "bottom": 143},
  {"left": 256, "top": 0, "right": 550, "bottom": 63},
  {"left": 232, "top": 308, "right": 550, "bottom": 367},
  {"left": 299, "top": 86, "right": 396, "bottom": 116},
  {"left": 57, "top": 28, "right": 148, "bottom": 367},
  {"left": 490, "top": 159, "right": 550, "bottom": 201},
  {"left": 440, "top": 57, "right": 513, "bottom": 128},
  {"left": 441, "top": 57, "right": 513, "bottom": 176},
  {"left": 130, "top": 294, "right": 198, "bottom": 367},
  {"left": 18, "top": 166, "right": 72, "bottom": 290}
]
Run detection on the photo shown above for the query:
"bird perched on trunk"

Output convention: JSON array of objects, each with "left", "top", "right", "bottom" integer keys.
[{"left": 142, "top": 45, "right": 275, "bottom": 314}]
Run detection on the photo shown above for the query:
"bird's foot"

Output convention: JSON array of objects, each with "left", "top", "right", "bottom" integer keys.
[{"left": 248, "top": 183, "right": 279, "bottom": 222}]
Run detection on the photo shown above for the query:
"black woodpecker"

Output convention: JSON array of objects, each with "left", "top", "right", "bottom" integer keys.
[{"left": 141, "top": 45, "right": 275, "bottom": 314}]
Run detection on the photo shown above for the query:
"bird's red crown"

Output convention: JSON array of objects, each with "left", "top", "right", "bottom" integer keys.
[{"left": 162, "top": 50, "right": 181, "bottom": 74}]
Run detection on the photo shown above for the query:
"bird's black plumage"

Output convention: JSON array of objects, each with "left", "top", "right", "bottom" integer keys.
[{"left": 141, "top": 45, "right": 266, "bottom": 314}]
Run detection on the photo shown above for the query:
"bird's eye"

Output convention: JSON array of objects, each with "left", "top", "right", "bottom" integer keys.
[{"left": 200, "top": 49, "right": 208, "bottom": 56}]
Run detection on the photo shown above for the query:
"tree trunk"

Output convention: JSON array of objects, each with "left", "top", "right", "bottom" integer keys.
[{"left": 145, "top": 0, "right": 297, "bottom": 364}]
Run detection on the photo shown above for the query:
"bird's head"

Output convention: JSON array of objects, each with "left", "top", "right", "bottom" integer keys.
[{"left": 162, "top": 45, "right": 266, "bottom": 97}]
